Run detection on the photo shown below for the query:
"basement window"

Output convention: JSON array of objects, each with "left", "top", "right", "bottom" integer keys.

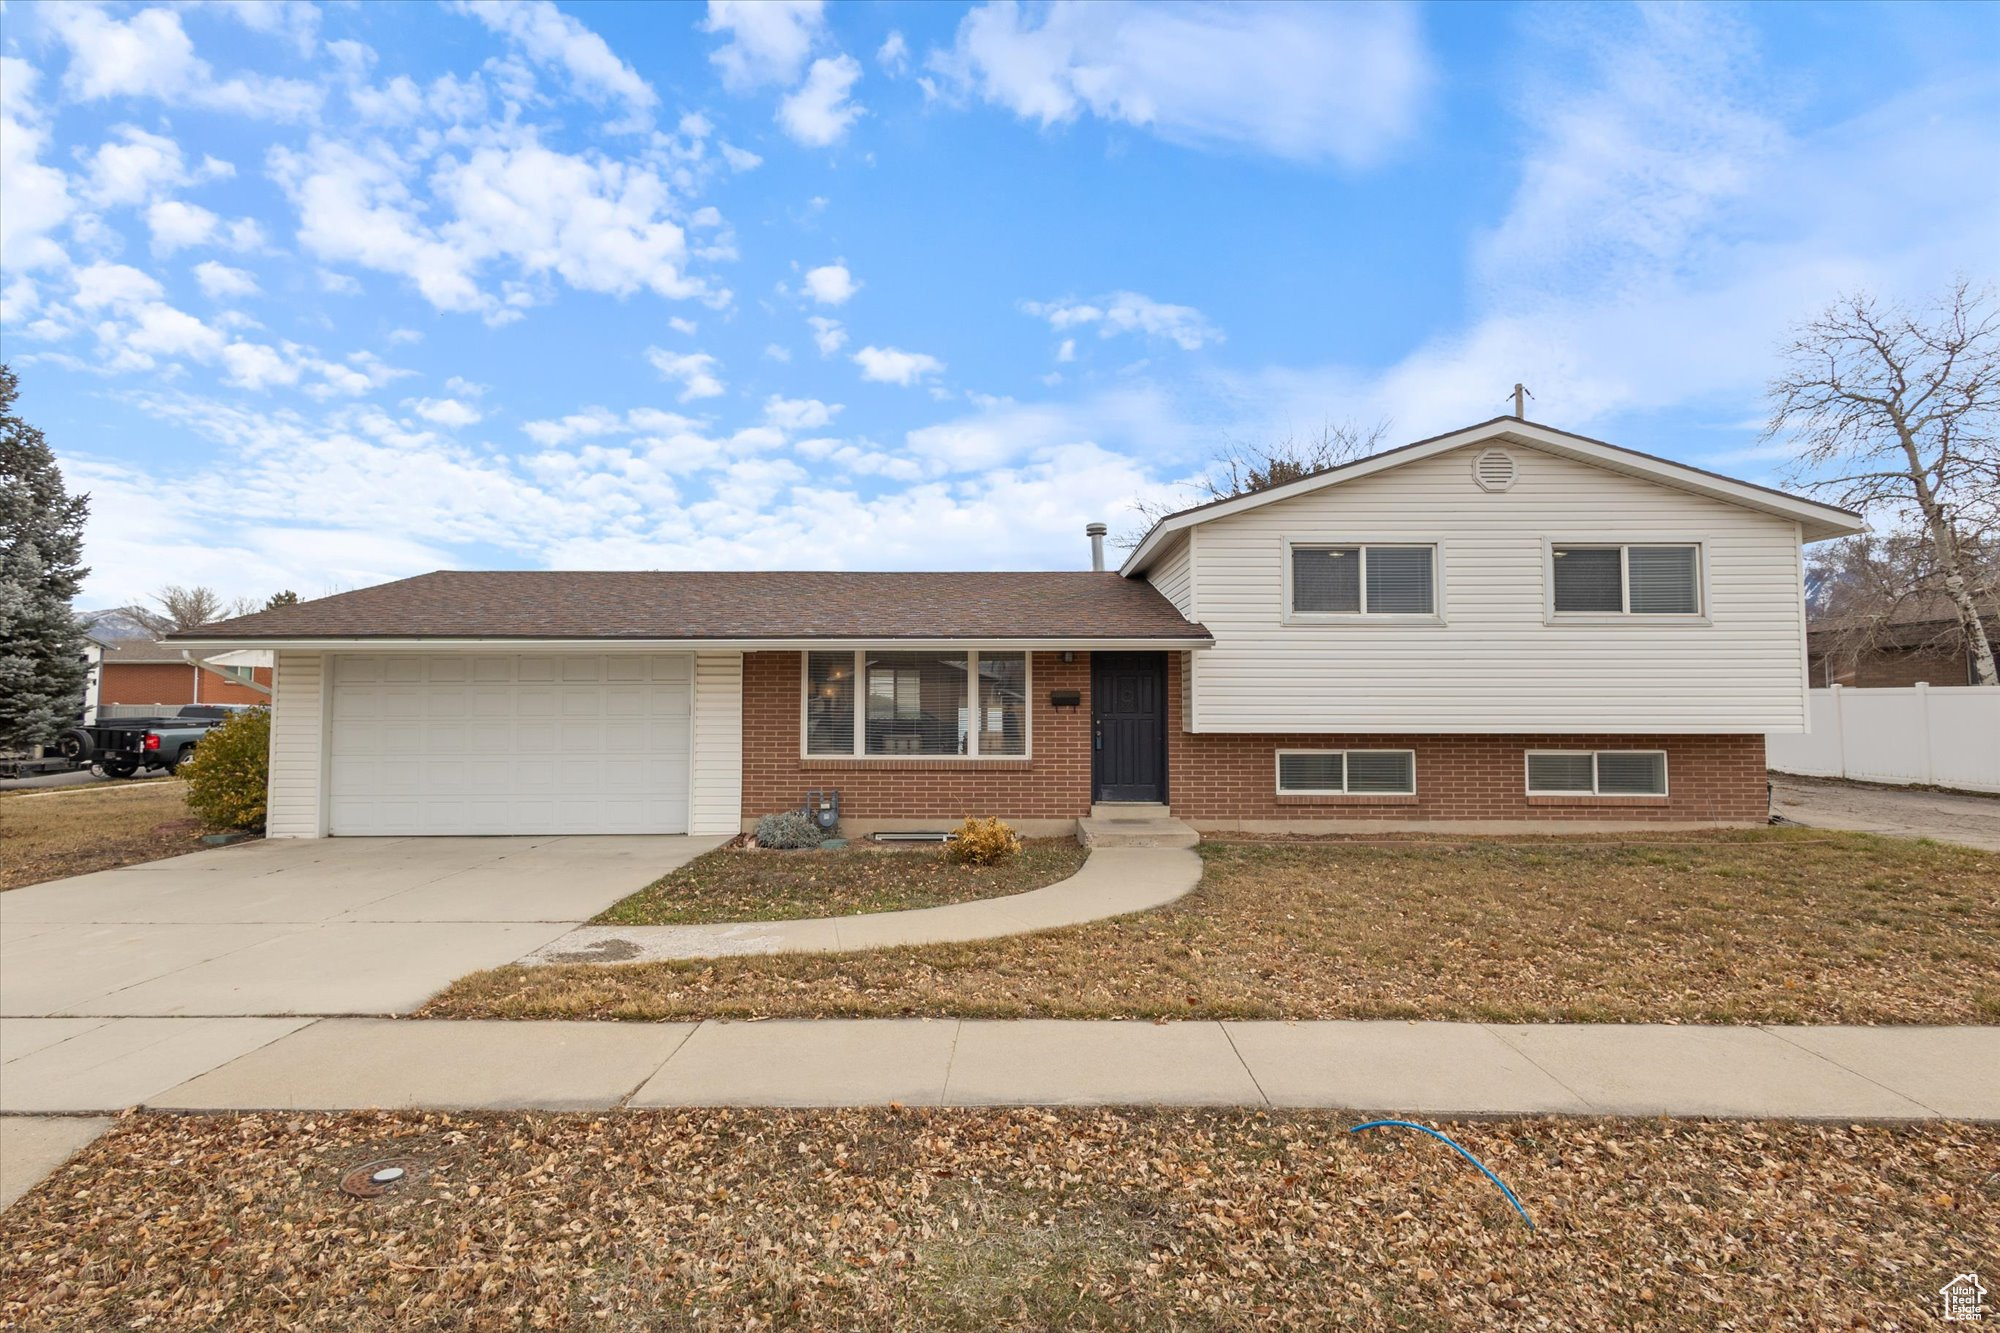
[
  {"left": 1525, "top": 750, "right": 1668, "bottom": 796},
  {"left": 1276, "top": 749, "right": 1416, "bottom": 796}
]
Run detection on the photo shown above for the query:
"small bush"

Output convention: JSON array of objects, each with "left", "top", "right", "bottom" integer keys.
[
  {"left": 756, "top": 810, "right": 824, "bottom": 850},
  {"left": 942, "top": 816, "right": 1021, "bottom": 866},
  {"left": 178, "top": 707, "right": 270, "bottom": 831}
]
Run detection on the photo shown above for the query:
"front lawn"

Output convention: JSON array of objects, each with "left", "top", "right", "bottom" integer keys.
[
  {"left": 595, "top": 839, "right": 1090, "bottom": 925},
  {"left": 427, "top": 829, "right": 2000, "bottom": 1025},
  {"left": 0, "top": 780, "right": 214, "bottom": 890},
  {"left": 2, "top": 1109, "right": 1990, "bottom": 1330}
]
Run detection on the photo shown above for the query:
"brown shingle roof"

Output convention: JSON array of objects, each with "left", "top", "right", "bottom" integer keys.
[
  {"left": 163, "top": 571, "right": 1211, "bottom": 643},
  {"left": 100, "top": 640, "right": 200, "bottom": 664}
]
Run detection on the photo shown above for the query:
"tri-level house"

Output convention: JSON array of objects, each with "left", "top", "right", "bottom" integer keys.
[{"left": 168, "top": 418, "right": 1862, "bottom": 838}]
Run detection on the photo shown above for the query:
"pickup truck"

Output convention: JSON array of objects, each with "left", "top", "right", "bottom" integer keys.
[{"left": 54, "top": 705, "right": 253, "bottom": 778}]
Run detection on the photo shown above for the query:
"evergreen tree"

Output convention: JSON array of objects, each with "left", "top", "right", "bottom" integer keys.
[
  {"left": 265, "top": 590, "right": 300, "bottom": 610},
  {"left": 0, "top": 365, "right": 91, "bottom": 750}
]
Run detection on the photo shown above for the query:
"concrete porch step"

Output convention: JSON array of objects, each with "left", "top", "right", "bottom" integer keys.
[{"left": 1077, "top": 807, "right": 1200, "bottom": 849}]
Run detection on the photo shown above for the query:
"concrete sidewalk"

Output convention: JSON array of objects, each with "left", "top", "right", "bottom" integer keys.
[
  {"left": 5, "top": 1016, "right": 1992, "bottom": 1120},
  {"left": 525, "top": 845, "right": 1203, "bottom": 963}
]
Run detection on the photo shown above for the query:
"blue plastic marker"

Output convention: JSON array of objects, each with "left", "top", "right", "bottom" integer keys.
[{"left": 1349, "top": 1119, "right": 1536, "bottom": 1230}]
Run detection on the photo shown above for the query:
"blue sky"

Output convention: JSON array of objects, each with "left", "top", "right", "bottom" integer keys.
[{"left": 2, "top": 1, "right": 1996, "bottom": 609}]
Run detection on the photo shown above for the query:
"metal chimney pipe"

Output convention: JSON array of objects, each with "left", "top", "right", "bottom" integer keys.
[{"left": 1086, "top": 522, "right": 1108, "bottom": 572}]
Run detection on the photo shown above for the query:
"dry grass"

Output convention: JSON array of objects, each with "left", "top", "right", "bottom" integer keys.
[
  {"left": 2, "top": 1109, "right": 1993, "bottom": 1330},
  {"left": 596, "top": 839, "right": 1090, "bottom": 925},
  {"left": 428, "top": 829, "right": 2000, "bottom": 1025},
  {"left": 0, "top": 779, "right": 222, "bottom": 890}
]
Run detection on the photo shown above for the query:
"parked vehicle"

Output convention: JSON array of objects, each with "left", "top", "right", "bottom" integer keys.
[{"left": 54, "top": 704, "right": 256, "bottom": 778}]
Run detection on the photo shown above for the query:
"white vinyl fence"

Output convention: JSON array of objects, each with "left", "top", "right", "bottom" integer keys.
[{"left": 1767, "top": 685, "right": 2000, "bottom": 794}]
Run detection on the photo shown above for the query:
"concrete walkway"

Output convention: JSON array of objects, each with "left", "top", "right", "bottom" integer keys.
[
  {"left": 525, "top": 845, "right": 1202, "bottom": 964},
  {"left": 6, "top": 1017, "right": 1992, "bottom": 1209},
  {"left": 3, "top": 1016, "right": 1991, "bottom": 1119},
  {"left": 1772, "top": 775, "right": 2000, "bottom": 852}
]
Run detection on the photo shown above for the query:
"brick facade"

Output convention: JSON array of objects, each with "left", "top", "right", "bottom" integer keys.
[
  {"left": 739, "top": 649, "right": 1769, "bottom": 831},
  {"left": 739, "top": 651, "right": 1093, "bottom": 830},
  {"left": 98, "top": 663, "right": 273, "bottom": 708}
]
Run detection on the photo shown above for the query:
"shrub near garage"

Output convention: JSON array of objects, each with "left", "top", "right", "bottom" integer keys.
[{"left": 176, "top": 707, "right": 270, "bottom": 831}]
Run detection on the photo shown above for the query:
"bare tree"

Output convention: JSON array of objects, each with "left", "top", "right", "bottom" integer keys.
[
  {"left": 1807, "top": 530, "right": 1997, "bottom": 676},
  {"left": 135, "top": 584, "right": 257, "bottom": 635},
  {"left": 1765, "top": 281, "right": 2000, "bottom": 685},
  {"left": 1121, "top": 419, "right": 1390, "bottom": 546}
]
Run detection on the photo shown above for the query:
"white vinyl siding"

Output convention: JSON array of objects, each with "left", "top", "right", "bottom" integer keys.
[
  {"left": 1148, "top": 533, "right": 1195, "bottom": 617},
  {"left": 1276, "top": 748, "right": 1416, "bottom": 795},
  {"left": 1526, "top": 750, "right": 1668, "bottom": 796},
  {"left": 1186, "top": 443, "right": 1811, "bottom": 733},
  {"left": 691, "top": 652, "right": 743, "bottom": 835},
  {"left": 265, "top": 651, "right": 326, "bottom": 838}
]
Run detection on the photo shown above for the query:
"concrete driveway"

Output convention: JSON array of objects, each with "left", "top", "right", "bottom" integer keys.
[
  {"left": 0, "top": 834, "right": 723, "bottom": 1019},
  {"left": 1771, "top": 775, "right": 2000, "bottom": 852}
]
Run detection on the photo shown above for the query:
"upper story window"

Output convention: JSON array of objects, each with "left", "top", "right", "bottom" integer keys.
[
  {"left": 1551, "top": 543, "right": 1700, "bottom": 616},
  {"left": 805, "top": 650, "right": 1029, "bottom": 758},
  {"left": 1289, "top": 544, "right": 1436, "bottom": 617}
]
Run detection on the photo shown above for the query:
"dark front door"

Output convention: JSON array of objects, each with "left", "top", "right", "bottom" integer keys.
[{"left": 1092, "top": 652, "right": 1166, "bottom": 803}]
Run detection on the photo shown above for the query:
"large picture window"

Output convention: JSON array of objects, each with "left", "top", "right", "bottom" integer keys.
[
  {"left": 1290, "top": 544, "right": 1436, "bottom": 616},
  {"left": 804, "top": 650, "right": 1030, "bottom": 758},
  {"left": 1551, "top": 544, "right": 1700, "bottom": 616}
]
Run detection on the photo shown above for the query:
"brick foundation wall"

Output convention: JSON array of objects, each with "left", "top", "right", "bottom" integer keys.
[
  {"left": 99, "top": 663, "right": 273, "bottom": 708},
  {"left": 740, "top": 651, "right": 1093, "bottom": 824},
  {"left": 741, "top": 649, "right": 1768, "bottom": 828}
]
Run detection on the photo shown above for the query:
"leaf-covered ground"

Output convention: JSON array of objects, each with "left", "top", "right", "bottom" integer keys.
[
  {"left": 2, "top": 1109, "right": 1992, "bottom": 1331},
  {"left": 429, "top": 829, "right": 2000, "bottom": 1024},
  {"left": 0, "top": 779, "right": 222, "bottom": 891},
  {"left": 594, "top": 839, "right": 1090, "bottom": 925}
]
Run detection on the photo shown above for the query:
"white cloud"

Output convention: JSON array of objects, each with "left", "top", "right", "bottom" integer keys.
[
  {"left": 409, "top": 396, "right": 484, "bottom": 428},
  {"left": 146, "top": 200, "right": 221, "bottom": 255},
  {"left": 647, "top": 348, "right": 726, "bottom": 401},
  {"left": 763, "top": 343, "right": 792, "bottom": 362},
  {"left": 668, "top": 316, "right": 699, "bottom": 335},
  {"left": 877, "top": 31, "right": 910, "bottom": 75},
  {"left": 1023, "top": 291, "right": 1222, "bottom": 351},
  {"left": 931, "top": 2, "right": 1431, "bottom": 166},
  {"left": 73, "top": 261, "right": 166, "bottom": 310},
  {"left": 1055, "top": 338, "right": 1076, "bottom": 363},
  {"left": 719, "top": 142, "right": 763, "bottom": 172},
  {"left": 84, "top": 126, "right": 197, "bottom": 207},
  {"left": 778, "top": 55, "right": 864, "bottom": 146},
  {"left": 807, "top": 315, "right": 847, "bottom": 356},
  {"left": 46, "top": 3, "right": 321, "bottom": 120},
  {"left": 802, "top": 262, "right": 860, "bottom": 305},
  {"left": 451, "top": 0, "right": 659, "bottom": 130},
  {"left": 271, "top": 130, "right": 711, "bottom": 321},
  {"left": 205, "top": 0, "right": 323, "bottom": 57},
  {"left": 763, "top": 395, "right": 840, "bottom": 430},
  {"left": 0, "top": 58, "right": 72, "bottom": 272},
  {"left": 852, "top": 345, "right": 944, "bottom": 386},
  {"left": 703, "top": 0, "right": 826, "bottom": 91},
  {"left": 193, "top": 261, "right": 259, "bottom": 301}
]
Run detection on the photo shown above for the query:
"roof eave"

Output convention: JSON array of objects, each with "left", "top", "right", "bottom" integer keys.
[{"left": 159, "top": 633, "right": 1217, "bottom": 653}]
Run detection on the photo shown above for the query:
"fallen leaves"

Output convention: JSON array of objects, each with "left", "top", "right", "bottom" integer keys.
[
  {"left": 430, "top": 829, "right": 2000, "bottom": 1026},
  {"left": 592, "top": 840, "right": 1090, "bottom": 926},
  {"left": 1, "top": 1110, "right": 1993, "bottom": 1330},
  {"left": 0, "top": 780, "right": 225, "bottom": 890}
]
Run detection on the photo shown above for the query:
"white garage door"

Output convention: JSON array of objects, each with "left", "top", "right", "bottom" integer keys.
[{"left": 328, "top": 654, "right": 691, "bottom": 835}]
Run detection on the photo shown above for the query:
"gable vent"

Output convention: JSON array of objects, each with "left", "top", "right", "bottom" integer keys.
[{"left": 1472, "top": 447, "right": 1517, "bottom": 492}]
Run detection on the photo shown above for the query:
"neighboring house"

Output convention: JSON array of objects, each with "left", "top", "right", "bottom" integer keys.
[
  {"left": 95, "top": 640, "right": 275, "bottom": 710},
  {"left": 166, "top": 417, "right": 1861, "bottom": 840},
  {"left": 1806, "top": 596, "right": 1997, "bottom": 687}
]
